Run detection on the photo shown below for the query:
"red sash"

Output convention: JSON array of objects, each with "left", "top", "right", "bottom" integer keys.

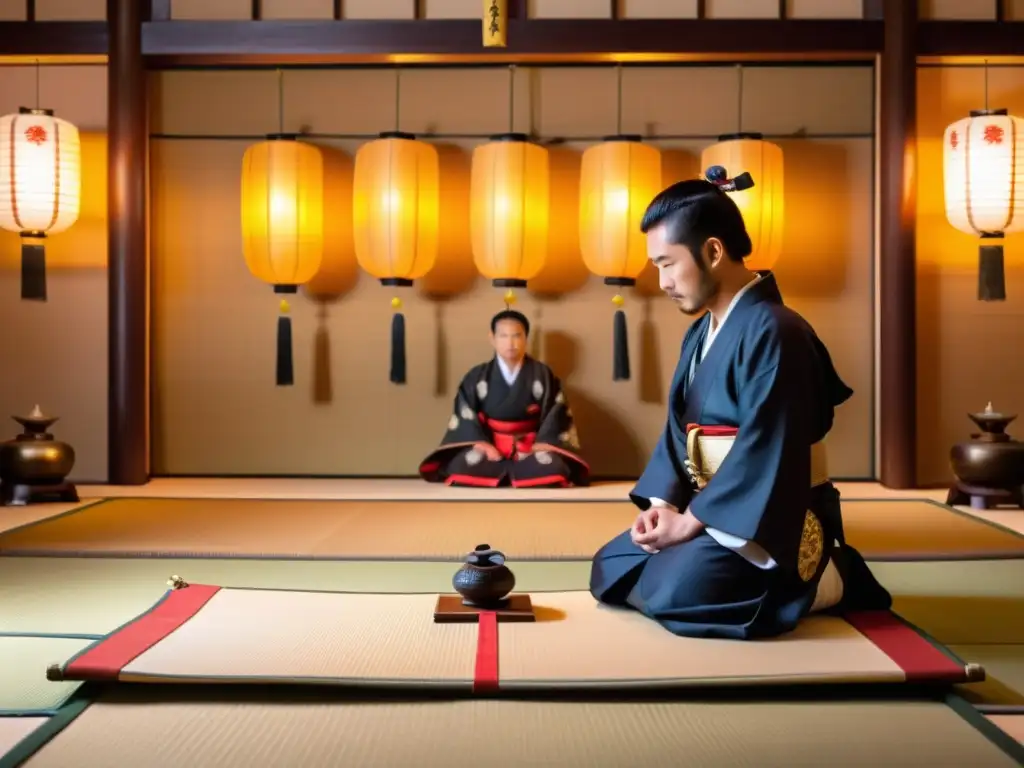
[{"left": 484, "top": 417, "right": 538, "bottom": 459}]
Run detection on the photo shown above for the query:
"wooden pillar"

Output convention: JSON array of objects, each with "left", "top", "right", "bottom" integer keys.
[
  {"left": 107, "top": 0, "right": 148, "bottom": 485},
  {"left": 878, "top": 0, "right": 917, "bottom": 488}
]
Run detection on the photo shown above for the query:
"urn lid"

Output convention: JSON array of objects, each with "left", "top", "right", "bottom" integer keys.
[
  {"left": 466, "top": 543, "right": 506, "bottom": 566},
  {"left": 969, "top": 402, "right": 1017, "bottom": 433},
  {"left": 12, "top": 404, "right": 59, "bottom": 432}
]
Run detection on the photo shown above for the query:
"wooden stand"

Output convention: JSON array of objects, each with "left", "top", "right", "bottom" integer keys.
[
  {"left": 433, "top": 594, "right": 536, "bottom": 623},
  {"left": 947, "top": 482, "right": 1023, "bottom": 511},
  {"left": 0, "top": 480, "right": 79, "bottom": 507}
]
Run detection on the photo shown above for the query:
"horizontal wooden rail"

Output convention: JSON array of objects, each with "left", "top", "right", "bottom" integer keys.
[
  {"left": 0, "top": 18, "right": 1021, "bottom": 64},
  {"left": 137, "top": 18, "right": 884, "bottom": 62},
  {"left": 0, "top": 21, "right": 107, "bottom": 56}
]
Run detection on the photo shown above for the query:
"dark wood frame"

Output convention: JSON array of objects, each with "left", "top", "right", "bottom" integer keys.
[
  {"left": 106, "top": 0, "right": 148, "bottom": 486},
  {"left": 877, "top": 0, "right": 918, "bottom": 489},
  {"left": 3, "top": 6, "right": 1022, "bottom": 60},
  {"left": 11, "top": 1, "right": 1021, "bottom": 488}
]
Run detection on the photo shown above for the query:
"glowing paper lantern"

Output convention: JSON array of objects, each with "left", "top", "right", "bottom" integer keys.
[
  {"left": 470, "top": 133, "right": 549, "bottom": 307},
  {"left": 353, "top": 131, "right": 440, "bottom": 384},
  {"left": 944, "top": 108, "right": 1024, "bottom": 301},
  {"left": 240, "top": 135, "right": 324, "bottom": 386},
  {"left": 700, "top": 133, "right": 784, "bottom": 272},
  {"left": 579, "top": 135, "right": 662, "bottom": 381},
  {"left": 0, "top": 107, "right": 82, "bottom": 301},
  {"left": 483, "top": 0, "right": 507, "bottom": 47}
]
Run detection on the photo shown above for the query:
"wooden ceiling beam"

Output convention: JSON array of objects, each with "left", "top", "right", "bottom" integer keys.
[
  {"left": 0, "top": 21, "right": 107, "bottom": 57},
  {"left": 1, "top": 18, "right": 1022, "bottom": 64},
  {"left": 917, "top": 20, "right": 1024, "bottom": 57},
  {"left": 137, "top": 19, "right": 883, "bottom": 63}
]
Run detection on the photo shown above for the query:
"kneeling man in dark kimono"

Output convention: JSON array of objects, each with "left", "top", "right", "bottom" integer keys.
[
  {"left": 419, "top": 310, "right": 589, "bottom": 488},
  {"left": 589, "top": 174, "right": 892, "bottom": 639}
]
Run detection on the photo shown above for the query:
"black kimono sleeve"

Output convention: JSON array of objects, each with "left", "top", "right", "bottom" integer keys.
[
  {"left": 628, "top": 322, "right": 703, "bottom": 512},
  {"left": 532, "top": 365, "right": 584, "bottom": 461},
  {"left": 629, "top": 427, "right": 693, "bottom": 512},
  {"left": 418, "top": 366, "right": 491, "bottom": 480}
]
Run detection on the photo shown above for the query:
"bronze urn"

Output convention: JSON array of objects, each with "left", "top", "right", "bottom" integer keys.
[
  {"left": 0, "top": 405, "right": 79, "bottom": 506},
  {"left": 452, "top": 544, "right": 516, "bottom": 608},
  {"left": 947, "top": 402, "right": 1024, "bottom": 510}
]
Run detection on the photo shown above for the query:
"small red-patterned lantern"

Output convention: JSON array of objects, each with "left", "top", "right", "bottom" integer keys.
[
  {"left": 0, "top": 108, "right": 82, "bottom": 301},
  {"left": 944, "top": 109, "right": 1024, "bottom": 301}
]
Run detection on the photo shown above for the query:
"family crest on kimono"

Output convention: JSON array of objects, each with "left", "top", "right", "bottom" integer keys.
[
  {"left": 419, "top": 309, "right": 589, "bottom": 488},
  {"left": 589, "top": 170, "right": 893, "bottom": 640}
]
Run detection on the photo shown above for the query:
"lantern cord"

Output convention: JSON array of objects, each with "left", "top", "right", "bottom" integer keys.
[
  {"left": 978, "top": 243, "right": 1006, "bottom": 302},
  {"left": 613, "top": 308, "right": 630, "bottom": 381},
  {"left": 276, "top": 69, "right": 284, "bottom": 134},
  {"left": 34, "top": 59, "right": 40, "bottom": 110},
  {"left": 276, "top": 314, "right": 294, "bottom": 386},
  {"left": 736, "top": 64, "right": 744, "bottom": 133},
  {"left": 21, "top": 238, "right": 47, "bottom": 302},
  {"left": 390, "top": 311, "right": 407, "bottom": 384},
  {"left": 508, "top": 64, "right": 515, "bottom": 132},
  {"left": 983, "top": 59, "right": 989, "bottom": 111},
  {"left": 395, "top": 66, "right": 402, "bottom": 131},
  {"left": 616, "top": 65, "right": 623, "bottom": 135}
]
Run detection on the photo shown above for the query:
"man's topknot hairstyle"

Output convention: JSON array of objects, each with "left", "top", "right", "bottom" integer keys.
[{"left": 640, "top": 178, "right": 753, "bottom": 266}]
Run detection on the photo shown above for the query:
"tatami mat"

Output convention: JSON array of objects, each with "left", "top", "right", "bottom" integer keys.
[
  {"left": 2, "top": 558, "right": 1018, "bottom": 763},
  {"left": 0, "top": 717, "right": 47, "bottom": 761},
  {"left": 0, "top": 557, "right": 589, "bottom": 636},
  {"left": 114, "top": 589, "right": 480, "bottom": 688},
  {"left": 0, "top": 499, "right": 101, "bottom": 536},
  {"left": 491, "top": 592, "right": 914, "bottom": 689},
  {"left": 1, "top": 480, "right": 1022, "bottom": 766},
  {"left": 987, "top": 715, "right": 1024, "bottom": 745},
  {"left": 1, "top": 497, "right": 1021, "bottom": 562},
  {"left": 69, "top": 478, "right": 1024, "bottom": 535},
  {"left": 0, "top": 638, "right": 91, "bottom": 714},
  {"left": 2, "top": 557, "right": 1022, "bottom": 646},
  {"left": 954, "top": 645, "right": 1024, "bottom": 707},
  {"left": 11, "top": 689, "right": 1024, "bottom": 768},
  {"left": 52, "top": 585, "right": 974, "bottom": 692},
  {"left": 68, "top": 477, "right": 941, "bottom": 501}
]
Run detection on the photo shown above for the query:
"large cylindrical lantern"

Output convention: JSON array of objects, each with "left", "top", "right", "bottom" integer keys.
[
  {"left": 0, "top": 107, "right": 82, "bottom": 302},
  {"left": 240, "top": 134, "right": 324, "bottom": 387},
  {"left": 470, "top": 133, "right": 549, "bottom": 306},
  {"left": 353, "top": 131, "right": 440, "bottom": 384},
  {"left": 579, "top": 135, "right": 662, "bottom": 381},
  {"left": 701, "top": 133, "right": 784, "bottom": 272},
  {"left": 943, "top": 108, "right": 1024, "bottom": 301}
]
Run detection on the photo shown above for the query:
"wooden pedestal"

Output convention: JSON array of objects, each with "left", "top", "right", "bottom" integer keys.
[
  {"left": 433, "top": 594, "right": 536, "bottom": 623},
  {"left": 0, "top": 481, "right": 79, "bottom": 507},
  {"left": 947, "top": 482, "right": 1023, "bottom": 511}
]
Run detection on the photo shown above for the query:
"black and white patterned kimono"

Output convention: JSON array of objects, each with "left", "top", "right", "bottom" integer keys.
[{"left": 419, "top": 356, "right": 589, "bottom": 488}]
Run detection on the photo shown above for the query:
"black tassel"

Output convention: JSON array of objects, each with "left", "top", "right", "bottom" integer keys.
[
  {"left": 613, "top": 309, "right": 630, "bottom": 381},
  {"left": 390, "top": 312, "right": 407, "bottom": 384},
  {"left": 978, "top": 244, "right": 1006, "bottom": 302},
  {"left": 21, "top": 241, "right": 47, "bottom": 301},
  {"left": 276, "top": 315, "right": 294, "bottom": 386}
]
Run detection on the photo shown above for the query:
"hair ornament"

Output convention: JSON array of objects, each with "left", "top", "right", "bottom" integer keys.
[{"left": 703, "top": 165, "right": 755, "bottom": 193}]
